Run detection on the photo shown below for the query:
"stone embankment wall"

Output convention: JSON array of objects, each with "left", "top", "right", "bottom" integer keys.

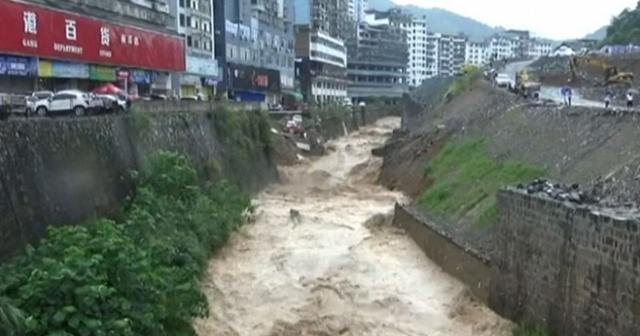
[
  {"left": 490, "top": 189, "right": 640, "bottom": 336},
  {"left": 0, "top": 109, "right": 277, "bottom": 259},
  {"left": 395, "top": 189, "right": 640, "bottom": 335}
]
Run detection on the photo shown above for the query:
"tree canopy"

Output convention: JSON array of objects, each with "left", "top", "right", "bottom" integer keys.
[{"left": 603, "top": 1, "right": 640, "bottom": 44}]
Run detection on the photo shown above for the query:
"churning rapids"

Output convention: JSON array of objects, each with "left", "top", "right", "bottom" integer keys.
[{"left": 195, "top": 117, "right": 513, "bottom": 336}]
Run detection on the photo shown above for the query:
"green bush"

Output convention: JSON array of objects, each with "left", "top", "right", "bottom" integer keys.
[
  {"left": 444, "top": 66, "right": 484, "bottom": 102},
  {"left": 418, "top": 138, "right": 545, "bottom": 228},
  {"left": 213, "top": 107, "right": 274, "bottom": 168},
  {"left": 0, "top": 297, "right": 25, "bottom": 336},
  {"left": 0, "top": 151, "right": 251, "bottom": 336}
]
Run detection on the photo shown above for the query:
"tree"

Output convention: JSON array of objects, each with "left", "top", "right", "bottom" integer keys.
[{"left": 603, "top": 3, "right": 640, "bottom": 44}]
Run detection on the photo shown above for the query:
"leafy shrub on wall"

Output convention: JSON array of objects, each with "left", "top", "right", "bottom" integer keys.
[{"left": 0, "top": 151, "right": 251, "bottom": 336}]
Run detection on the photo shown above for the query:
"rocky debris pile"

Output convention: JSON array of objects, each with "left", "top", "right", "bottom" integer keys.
[
  {"left": 515, "top": 179, "right": 638, "bottom": 208},
  {"left": 529, "top": 56, "right": 570, "bottom": 73}
]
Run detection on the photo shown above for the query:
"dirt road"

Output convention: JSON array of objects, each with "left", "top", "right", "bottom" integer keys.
[{"left": 195, "top": 117, "right": 512, "bottom": 336}]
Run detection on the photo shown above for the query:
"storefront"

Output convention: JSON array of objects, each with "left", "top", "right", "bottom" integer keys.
[
  {"left": 116, "top": 69, "right": 154, "bottom": 96},
  {"left": 227, "top": 62, "right": 281, "bottom": 102},
  {"left": 0, "top": 0, "right": 185, "bottom": 92},
  {"left": 0, "top": 54, "right": 38, "bottom": 93},
  {"left": 177, "top": 56, "right": 219, "bottom": 99},
  {"left": 88, "top": 65, "right": 117, "bottom": 90},
  {"left": 38, "top": 59, "right": 90, "bottom": 91}
]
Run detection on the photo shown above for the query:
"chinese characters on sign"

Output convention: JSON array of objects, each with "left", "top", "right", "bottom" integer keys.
[
  {"left": 2, "top": 0, "right": 186, "bottom": 71},
  {"left": 22, "top": 11, "right": 38, "bottom": 48},
  {"left": 251, "top": 72, "right": 268, "bottom": 87},
  {"left": 120, "top": 34, "right": 139, "bottom": 46},
  {"left": 99, "top": 26, "right": 112, "bottom": 58},
  {"left": 53, "top": 19, "right": 82, "bottom": 54}
]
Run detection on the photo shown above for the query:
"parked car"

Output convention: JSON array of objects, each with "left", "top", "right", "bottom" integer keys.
[
  {"left": 94, "top": 93, "right": 129, "bottom": 113},
  {"left": 33, "top": 90, "right": 98, "bottom": 116},
  {"left": 495, "top": 73, "right": 512, "bottom": 88},
  {"left": 25, "top": 91, "right": 54, "bottom": 116}
]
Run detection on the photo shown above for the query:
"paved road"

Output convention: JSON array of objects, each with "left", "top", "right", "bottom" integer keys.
[{"left": 502, "top": 60, "right": 605, "bottom": 108}]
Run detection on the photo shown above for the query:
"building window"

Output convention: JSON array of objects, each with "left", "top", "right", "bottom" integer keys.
[
  {"left": 179, "top": 14, "right": 185, "bottom": 27},
  {"left": 179, "top": 0, "right": 185, "bottom": 7},
  {"left": 187, "top": 35, "right": 192, "bottom": 47}
]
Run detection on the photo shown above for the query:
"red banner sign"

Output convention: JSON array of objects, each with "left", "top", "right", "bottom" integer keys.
[{"left": 0, "top": 0, "right": 185, "bottom": 72}]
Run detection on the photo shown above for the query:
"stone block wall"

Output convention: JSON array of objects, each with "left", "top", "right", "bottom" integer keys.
[
  {"left": 0, "top": 110, "right": 278, "bottom": 260},
  {"left": 490, "top": 188, "right": 640, "bottom": 336}
]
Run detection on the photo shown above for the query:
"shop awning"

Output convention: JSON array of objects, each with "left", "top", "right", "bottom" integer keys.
[{"left": 92, "top": 83, "right": 124, "bottom": 94}]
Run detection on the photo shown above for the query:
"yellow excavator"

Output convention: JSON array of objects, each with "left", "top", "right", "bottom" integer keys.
[
  {"left": 513, "top": 70, "right": 541, "bottom": 99},
  {"left": 569, "top": 55, "right": 634, "bottom": 86}
]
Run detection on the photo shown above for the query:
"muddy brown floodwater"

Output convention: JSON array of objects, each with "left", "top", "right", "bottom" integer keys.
[{"left": 195, "top": 117, "right": 513, "bottom": 336}]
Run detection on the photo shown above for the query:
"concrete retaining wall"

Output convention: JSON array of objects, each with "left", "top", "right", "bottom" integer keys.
[{"left": 393, "top": 204, "right": 492, "bottom": 303}]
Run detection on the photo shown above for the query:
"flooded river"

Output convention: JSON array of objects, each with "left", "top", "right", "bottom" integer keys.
[{"left": 195, "top": 117, "right": 512, "bottom": 336}]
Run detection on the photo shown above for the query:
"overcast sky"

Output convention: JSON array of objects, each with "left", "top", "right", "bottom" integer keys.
[{"left": 392, "top": 0, "right": 637, "bottom": 40}]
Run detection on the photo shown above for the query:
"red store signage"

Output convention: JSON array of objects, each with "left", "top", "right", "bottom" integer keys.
[{"left": 0, "top": 0, "right": 185, "bottom": 72}]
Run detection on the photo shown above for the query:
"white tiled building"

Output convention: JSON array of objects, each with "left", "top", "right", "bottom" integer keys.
[
  {"left": 403, "top": 16, "right": 428, "bottom": 86},
  {"left": 465, "top": 41, "right": 488, "bottom": 66},
  {"left": 528, "top": 41, "right": 554, "bottom": 58},
  {"left": 347, "top": 0, "right": 368, "bottom": 22},
  {"left": 426, "top": 32, "right": 467, "bottom": 78}
]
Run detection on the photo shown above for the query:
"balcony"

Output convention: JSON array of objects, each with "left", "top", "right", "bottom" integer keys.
[{"left": 251, "top": 0, "right": 266, "bottom": 12}]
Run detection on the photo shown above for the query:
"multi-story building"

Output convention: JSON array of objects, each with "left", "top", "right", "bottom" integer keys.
[
  {"left": 527, "top": 40, "right": 553, "bottom": 58},
  {"left": 425, "top": 32, "right": 466, "bottom": 77},
  {"left": 346, "top": 8, "right": 410, "bottom": 102},
  {"left": 486, "top": 35, "right": 518, "bottom": 62},
  {"left": 465, "top": 41, "right": 488, "bottom": 66},
  {"left": 294, "top": 0, "right": 350, "bottom": 103},
  {"left": 0, "top": 0, "right": 184, "bottom": 95},
  {"left": 347, "top": 0, "right": 368, "bottom": 22},
  {"left": 214, "top": 0, "right": 294, "bottom": 102},
  {"left": 169, "top": 0, "right": 218, "bottom": 98},
  {"left": 403, "top": 16, "right": 428, "bottom": 87}
]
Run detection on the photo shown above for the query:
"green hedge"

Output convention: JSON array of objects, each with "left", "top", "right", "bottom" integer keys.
[{"left": 0, "top": 151, "right": 251, "bottom": 336}]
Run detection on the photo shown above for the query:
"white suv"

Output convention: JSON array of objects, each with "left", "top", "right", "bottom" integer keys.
[{"left": 34, "top": 90, "right": 96, "bottom": 116}]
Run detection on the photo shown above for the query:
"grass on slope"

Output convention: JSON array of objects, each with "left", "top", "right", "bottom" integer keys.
[{"left": 417, "top": 138, "right": 545, "bottom": 228}]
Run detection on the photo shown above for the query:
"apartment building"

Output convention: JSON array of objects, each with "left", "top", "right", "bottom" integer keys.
[
  {"left": 403, "top": 16, "right": 428, "bottom": 87},
  {"left": 486, "top": 35, "right": 518, "bottom": 61},
  {"left": 426, "top": 32, "right": 466, "bottom": 77},
  {"left": 169, "top": 0, "right": 217, "bottom": 97},
  {"left": 294, "top": 0, "right": 350, "bottom": 103},
  {"left": 348, "top": 0, "right": 368, "bottom": 22},
  {"left": 346, "top": 8, "right": 410, "bottom": 102},
  {"left": 213, "top": 0, "right": 294, "bottom": 102},
  {"left": 528, "top": 40, "right": 553, "bottom": 58},
  {"left": 465, "top": 41, "right": 488, "bottom": 66}
]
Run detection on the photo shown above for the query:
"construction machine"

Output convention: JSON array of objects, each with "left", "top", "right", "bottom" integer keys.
[
  {"left": 568, "top": 55, "right": 634, "bottom": 86},
  {"left": 513, "top": 70, "right": 541, "bottom": 99}
]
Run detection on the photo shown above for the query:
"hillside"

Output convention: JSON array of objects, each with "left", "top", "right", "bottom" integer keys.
[
  {"left": 584, "top": 26, "right": 607, "bottom": 40},
  {"left": 602, "top": 3, "right": 640, "bottom": 44},
  {"left": 368, "top": 0, "right": 503, "bottom": 40}
]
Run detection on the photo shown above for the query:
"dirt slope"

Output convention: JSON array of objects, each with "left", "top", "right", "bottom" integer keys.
[{"left": 380, "top": 79, "right": 640, "bottom": 224}]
